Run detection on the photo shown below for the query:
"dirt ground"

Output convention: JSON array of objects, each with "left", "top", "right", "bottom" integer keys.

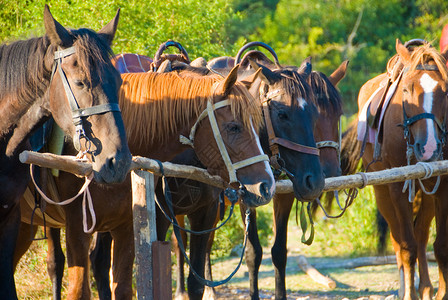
[{"left": 207, "top": 251, "right": 439, "bottom": 300}]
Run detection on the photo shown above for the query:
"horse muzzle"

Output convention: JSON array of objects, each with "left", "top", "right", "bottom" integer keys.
[{"left": 238, "top": 179, "right": 276, "bottom": 207}]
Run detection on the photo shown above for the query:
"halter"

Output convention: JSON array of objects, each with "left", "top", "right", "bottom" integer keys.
[
  {"left": 399, "top": 63, "right": 447, "bottom": 201},
  {"left": 51, "top": 46, "right": 121, "bottom": 153},
  {"left": 260, "top": 85, "right": 320, "bottom": 178},
  {"left": 179, "top": 98, "right": 269, "bottom": 184},
  {"left": 316, "top": 117, "right": 342, "bottom": 165},
  {"left": 400, "top": 64, "right": 447, "bottom": 151}
]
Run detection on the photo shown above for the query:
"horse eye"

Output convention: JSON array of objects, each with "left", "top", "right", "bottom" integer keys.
[
  {"left": 278, "top": 110, "right": 288, "bottom": 120},
  {"left": 74, "top": 80, "right": 85, "bottom": 88},
  {"left": 226, "top": 123, "right": 242, "bottom": 134}
]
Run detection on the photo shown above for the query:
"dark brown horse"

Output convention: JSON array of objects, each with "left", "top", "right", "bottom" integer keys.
[
  {"left": 0, "top": 6, "right": 132, "bottom": 299},
  {"left": 348, "top": 40, "right": 448, "bottom": 300},
  {"left": 16, "top": 66, "right": 276, "bottom": 299}
]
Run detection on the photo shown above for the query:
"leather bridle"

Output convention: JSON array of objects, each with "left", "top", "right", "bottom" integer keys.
[
  {"left": 179, "top": 97, "right": 269, "bottom": 185},
  {"left": 260, "top": 84, "right": 320, "bottom": 177},
  {"left": 51, "top": 46, "right": 121, "bottom": 153}
]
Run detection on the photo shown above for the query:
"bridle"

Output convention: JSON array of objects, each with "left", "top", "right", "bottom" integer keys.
[
  {"left": 399, "top": 64, "right": 447, "bottom": 202},
  {"left": 259, "top": 83, "right": 320, "bottom": 178},
  {"left": 401, "top": 64, "right": 447, "bottom": 150},
  {"left": 51, "top": 46, "right": 121, "bottom": 153},
  {"left": 316, "top": 118, "right": 342, "bottom": 165},
  {"left": 179, "top": 96, "right": 269, "bottom": 185}
]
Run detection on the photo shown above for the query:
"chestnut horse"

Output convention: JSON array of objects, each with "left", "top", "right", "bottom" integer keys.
[
  {"left": 0, "top": 6, "right": 132, "bottom": 299},
  {"left": 348, "top": 40, "right": 448, "bottom": 300},
  {"left": 88, "top": 48, "right": 326, "bottom": 300},
  {"left": 16, "top": 66, "right": 276, "bottom": 299}
]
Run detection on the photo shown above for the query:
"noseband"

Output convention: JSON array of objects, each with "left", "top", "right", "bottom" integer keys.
[
  {"left": 316, "top": 117, "right": 342, "bottom": 164},
  {"left": 260, "top": 86, "right": 320, "bottom": 178},
  {"left": 400, "top": 64, "right": 447, "bottom": 152},
  {"left": 51, "top": 46, "right": 121, "bottom": 153},
  {"left": 180, "top": 98, "right": 269, "bottom": 184}
]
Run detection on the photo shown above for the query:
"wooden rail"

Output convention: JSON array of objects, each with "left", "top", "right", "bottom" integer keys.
[{"left": 19, "top": 150, "right": 448, "bottom": 192}]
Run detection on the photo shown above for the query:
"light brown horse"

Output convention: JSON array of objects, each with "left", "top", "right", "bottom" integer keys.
[
  {"left": 353, "top": 40, "right": 448, "bottom": 300},
  {"left": 15, "top": 67, "right": 276, "bottom": 299}
]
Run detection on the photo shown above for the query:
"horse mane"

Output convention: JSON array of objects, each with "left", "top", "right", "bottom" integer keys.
[
  {"left": 407, "top": 43, "right": 448, "bottom": 81},
  {"left": 118, "top": 72, "right": 262, "bottom": 147},
  {"left": 0, "top": 28, "right": 114, "bottom": 137},
  {"left": 307, "top": 71, "right": 343, "bottom": 116},
  {"left": 277, "top": 68, "right": 316, "bottom": 109}
]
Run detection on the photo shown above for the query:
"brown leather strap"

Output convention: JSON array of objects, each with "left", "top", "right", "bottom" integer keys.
[
  {"left": 262, "top": 101, "right": 280, "bottom": 156},
  {"left": 271, "top": 137, "right": 320, "bottom": 156}
]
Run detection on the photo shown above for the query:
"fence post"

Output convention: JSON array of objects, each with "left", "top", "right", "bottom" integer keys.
[{"left": 131, "top": 170, "right": 158, "bottom": 300}]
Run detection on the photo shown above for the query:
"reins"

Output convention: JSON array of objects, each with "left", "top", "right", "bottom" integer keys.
[
  {"left": 28, "top": 45, "right": 123, "bottom": 235},
  {"left": 155, "top": 160, "right": 250, "bottom": 287}
]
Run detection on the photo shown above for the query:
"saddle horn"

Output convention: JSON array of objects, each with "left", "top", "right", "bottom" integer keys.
[
  {"left": 151, "top": 39, "right": 190, "bottom": 72},
  {"left": 234, "top": 41, "right": 281, "bottom": 69}
]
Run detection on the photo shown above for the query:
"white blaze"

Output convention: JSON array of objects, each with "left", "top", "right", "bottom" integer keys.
[
  {"left": 250, "top": 119, "right": 275, "bottom": 196},
  {"left": 419, "top": 73, "right": 438, "bottom": 160}
]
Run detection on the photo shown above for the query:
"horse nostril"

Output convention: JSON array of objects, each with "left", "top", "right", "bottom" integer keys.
[
  {"left": 259, "top": 182, "right": 271, "bottom": 199},
  {"left": 106, "top": 156, "right": 116, "bottom": 171}
]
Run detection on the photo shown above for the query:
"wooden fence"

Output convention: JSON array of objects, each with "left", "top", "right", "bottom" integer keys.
[{"left": 19, "top": 151, "right": 448, "bottom": 299}]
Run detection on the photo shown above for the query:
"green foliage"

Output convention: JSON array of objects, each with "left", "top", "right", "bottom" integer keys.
[{"left": 0, "top": 0, "right": 237, "bottom": 59}]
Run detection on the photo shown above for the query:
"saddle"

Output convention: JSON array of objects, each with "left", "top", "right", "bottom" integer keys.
[{"left": 359, "top": 54, "right": 404, "bottom": 160}]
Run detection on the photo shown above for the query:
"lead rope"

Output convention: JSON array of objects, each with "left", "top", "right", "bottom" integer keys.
[
  {"left": 155, "top": 160, "right": 250, "bottom": 287},
  {"left": 402, "top": 147, "right": 441, "bottom": 202},
  {"left": 29, "top": 153, "right": 96, "bottom": 234}
]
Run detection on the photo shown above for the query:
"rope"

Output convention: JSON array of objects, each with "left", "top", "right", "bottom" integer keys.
[
  {"left": 154, "top": 159, "right": 249, "bottom": 287},
  {"left": 29, "top": 154, "right": 96, "bottom": 234}
]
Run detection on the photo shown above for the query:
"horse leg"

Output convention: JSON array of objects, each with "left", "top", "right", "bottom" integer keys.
[
  {"left": 46, "top": 227, "right": 66, "bottom": 300},
  {"left": 13, "top": 222, "right": 38, "bottom": 269},
  {"left": 110, "top": 221, "right": 134, "bottom": 300},
  {"left": 1, "top": 200, "right": 21, "bottom": 300},
  {"left": 433, "top": 183, "right": 448, "bottom": 300},
  {"left": 65, "top": 213, "right": 93, "bottom": 300},
  {"left": 203, "top": 213, "right": 221, "bottom": 300},
  {"left": 239, "top": 203, "right": 262, "bottom": 300},
  {"left": 375, "top": 183, "right": 418, "bottom": 300},
  {"left": 414, "top": 193, "right": 434, "bottom": 300},
  {"left": 172, "top": 215, "right": 188, "bottom": 300},
  {"left": 271, "top": 193, "right": 294, "bottom": 300},
  {"left": 186, "top": 202, "right": 217, "bottom": 300},
  {"left": 90, "top": 231, "right": 112, "bottom": 300}
]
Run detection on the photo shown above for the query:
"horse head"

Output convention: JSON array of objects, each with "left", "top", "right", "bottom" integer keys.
[
  {"left": 191, "top": 65, "right": 276, "bottom": 207},
  {"left": 311, "top": 60, "right": 348, "bottom": 178},
  {"left": 44, "top": 5, "right": 131, "bottom": 183},
  {"left": 242, "top": 58, "right": 325, "bottom": 201},
  {"left": 396, "top": 39, "right": 448, "bottom": 162}
]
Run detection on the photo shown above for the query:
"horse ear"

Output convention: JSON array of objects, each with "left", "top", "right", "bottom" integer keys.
[
  {"left": 298, "top": 56, "right": 312, "bottom": 78},
  {"left": 248, "top": 58, "right": 277, "bottom": 85},
  {"left": 396, "top": 39, "right": 411, "bottom": 64},
  {"left": 328, "top": 60, "right": 349, "bottom": 87},
  {"left": 218, "top": 64, "right": 239, "bottom": 97},
  {"left": 98, "top": 9, "right": 120, "bottom": 46},
  {"left": 240, "top": 67, "right": 263, "bottom": 90},
  {"left": 44, "top": 4, "right": 72, "bottom": 47}
]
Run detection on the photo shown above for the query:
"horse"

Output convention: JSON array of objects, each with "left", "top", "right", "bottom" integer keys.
[
  {"left": 148, "top": 47, "right": 327, "bottom": 299},
  {"left": 16, "top": 65, "right": 277, "bottom": 299},
  {"left": 87, "top": 46, "right": 326, "bottom": 300},
  {"left": 0, "top": 5, "right": 132, "bottom": 299},
  {"left": 345, "top": 39, "right": 448, "bottom": 300}
]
